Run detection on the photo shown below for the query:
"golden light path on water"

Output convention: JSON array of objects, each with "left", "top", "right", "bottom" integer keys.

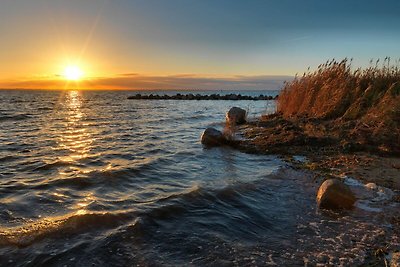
[
  {"left": 0, "top": 90, "right": 132, "bottom": 247},
  {"left": 55, "top": 90, "right": 96, "bottom": 216},
  {"left": 58, "top": 91, "right": 92, "bottom": 162},
  {"left": 0, "top": 91, "right": 104, "bottom": 246}
]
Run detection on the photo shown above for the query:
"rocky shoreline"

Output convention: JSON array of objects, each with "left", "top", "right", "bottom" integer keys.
[
  {"left": 127, "top": 93, "right": 278, "bottom": 101},
  {"left": 201, "top": 107, "right": 400, "bottom": 191},
  {"left": 234, "top": 113, "right": 400, "bottom": 190},
  {"left": 201, "top": 106, "right": 400, "bottom": 266},
  {"left": 198, "top": 59, "right": 400, "bottom": 265}
]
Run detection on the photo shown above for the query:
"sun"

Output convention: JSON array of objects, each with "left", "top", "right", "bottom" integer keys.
[{"left": 63, "top": 66, "right": 83, "bottom": 81}]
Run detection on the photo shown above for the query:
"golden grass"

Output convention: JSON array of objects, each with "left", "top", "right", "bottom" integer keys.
[
  {"left": 278, "top": 58, "right": 400, "bottom": 121},
  {"left": 277, "top": 58, "right": 400, "bottom": 151}
]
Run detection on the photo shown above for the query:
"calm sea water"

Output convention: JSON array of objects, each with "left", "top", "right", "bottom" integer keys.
[{"left": 0, "top": 90, "right": 397, "bottom": 266}]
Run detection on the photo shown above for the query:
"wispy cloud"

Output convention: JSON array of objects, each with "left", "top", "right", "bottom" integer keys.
[{"left": 0, "top": 74, "right": 292, "bottom": 90}]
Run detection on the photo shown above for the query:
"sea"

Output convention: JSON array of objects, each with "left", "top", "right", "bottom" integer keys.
[{"left": 0, "top": 89, "right": 398, "bottom": 266}]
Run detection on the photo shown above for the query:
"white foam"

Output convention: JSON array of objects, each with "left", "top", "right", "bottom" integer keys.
[
  {"left": 355, "top": 201, "right": 382, "bottom": 212},
  {"left": 343, "top": 176, "right": 364, "bottom": 187},
  {"left": 293, "top": 155, "right": 308, "bottom": 163},
  {"left": 343, "top": 176, "right": 395, "bottom": 212}
]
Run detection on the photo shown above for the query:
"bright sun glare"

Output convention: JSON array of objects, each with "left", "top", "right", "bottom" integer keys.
[{"left": 64, "top": 66, "right": 83, "bottom": 81}]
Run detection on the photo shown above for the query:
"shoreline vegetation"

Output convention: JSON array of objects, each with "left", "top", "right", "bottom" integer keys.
[
  {"left": 234, "top": 58, "right": 400, "bottom": 190},
  {"left": 200, "top": 58, "right": 400, "bottom": 264},
  {"left": 277, "top": 58, "right": 400, "bottom": 154}
]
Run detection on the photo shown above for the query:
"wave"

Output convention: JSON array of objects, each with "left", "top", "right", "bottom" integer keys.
[
  {"left": 144, "top": 113, "right": 211, "bottom": 124},
  {"left": 0, "top": 114, "right": 31, "bottom": 122},
  {"left": 0, "top": 178, "right": 267, "bottom": 247},
  {"left": 31, "top": 157, "right": 173, "bottom": 190},
  {"left": 139, "top": 180, "right": 265, "bottom": 223},
  {"left": 0, "top": 169, "right": 307, "bottom": 249},
  {"left": 33, "top": 160, "right": 79, "bottom": 171},
  {"left": 37, "top": 106, "right": 53, "bottom": 111},
  {"left": 0, "top": 211, "right": 133, "bottom": 248},
  {"left": 188, "top": 114, "right": 209, "bottom": 120},
  {"left": 0, "top": 155, "right": 21, "bottom": 163}
]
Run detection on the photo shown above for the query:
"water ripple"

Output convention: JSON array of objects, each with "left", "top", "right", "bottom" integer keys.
[{"left": 0, "top": 90, "right": 394, "bottom": 266}]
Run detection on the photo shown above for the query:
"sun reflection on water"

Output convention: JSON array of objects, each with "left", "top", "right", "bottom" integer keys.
[
  {"left": 73, "top": 193, "right": 96, "bottom": 215},
  {"left": 53, "top": 92, "right": 99, "bottom": 214},
  {"left": 57, "top": 90, "right": 93, "bottom": 162}
]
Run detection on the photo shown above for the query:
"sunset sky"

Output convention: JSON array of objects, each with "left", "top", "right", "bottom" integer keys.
[{"left": 0, "top": 0, "right": 399, "bottom": 90}]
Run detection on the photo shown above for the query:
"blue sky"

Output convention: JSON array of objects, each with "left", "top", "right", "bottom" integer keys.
[
  {"left": 106, "top": 0, "right": 400, "bottom": 72},
  {"left": 0, "top": 0, "right": 399, "bottom": 89}
]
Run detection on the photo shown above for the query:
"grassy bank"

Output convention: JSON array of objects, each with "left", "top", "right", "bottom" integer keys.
[
  {"left": 229, "top": 59, "right": 400, "bottom": 265},
  {"left": 238, "top": 58, "right": 400, "bottom": 189},
  {"left": 277, "top": 58, "right": 400, "bottom": 154}
]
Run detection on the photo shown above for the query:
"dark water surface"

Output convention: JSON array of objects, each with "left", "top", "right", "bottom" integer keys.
[{"left": 0, "top": 90, "right": 398, "bottom": 266}]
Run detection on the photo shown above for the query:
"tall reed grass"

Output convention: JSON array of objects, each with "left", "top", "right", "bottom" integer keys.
[{"left": 278, "top": 58, "right": 400, "bottom": 122}]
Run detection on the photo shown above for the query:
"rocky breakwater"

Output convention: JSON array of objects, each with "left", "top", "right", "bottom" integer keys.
[{"left": 128, "top": 93, "right": 278, "bottom": 101}]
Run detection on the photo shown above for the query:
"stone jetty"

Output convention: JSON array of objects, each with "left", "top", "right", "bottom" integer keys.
[{"left": 127, "top": 93, "right": 278, "bottom": 101}]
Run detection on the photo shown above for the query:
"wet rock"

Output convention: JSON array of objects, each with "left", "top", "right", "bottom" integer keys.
[
  {"left": 317, "top": 179, "right": 356, "bottom": 210},
  {"left": 226, "top": 107, "right": 247, "bottom": 125},
  {"left": 200, "top": 128, "right": 226, "bottom": 147},
  {"left": 227, "top": 94, "right": 239, "bottom": 100},
  {"left": 365, "top": 182, "right": 378, "bottom": 190}
]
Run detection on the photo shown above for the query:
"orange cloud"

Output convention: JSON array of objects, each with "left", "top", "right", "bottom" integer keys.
[{"left": 0, "top": 74, "right": 292, "bottom": 90}]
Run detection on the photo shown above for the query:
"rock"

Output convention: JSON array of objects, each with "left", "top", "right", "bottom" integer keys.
[
  {"left": 365, "top": 183, "right": 378, "bottom": 190},
  {"left": 226, "top": 94, "right": 238, "bottom": 100},
  {"left": 127, "top": 93, "right": 279, "bottom": 101},
  {"left": 200, "top": 128, "right": 226, "bottom": 147},
  {"left": 226, "top": 107, "right": 247, "bottom": 125},
  {"left": 317, "top": 179, "right": 356, "bottom": 210}
]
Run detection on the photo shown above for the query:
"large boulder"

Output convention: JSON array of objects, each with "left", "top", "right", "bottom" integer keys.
[
  {"left": 317, "top": 179, "right": 356, "bottom": 210},
  {"left": 226, "top": 107, "right": 246, "bottom": 125},
  {"left": 200, "top": 128, "right": 226, "bottom": 147}
]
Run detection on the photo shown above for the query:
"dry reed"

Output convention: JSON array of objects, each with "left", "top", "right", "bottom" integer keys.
[{"left": 278, "top": 58, "right": 400, "bottom": 121}]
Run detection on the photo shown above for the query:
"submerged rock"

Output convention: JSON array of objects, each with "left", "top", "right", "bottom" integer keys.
[
  {"left": 317, "top": 179, "right": 356, "bottom": 210},
  {"left": 200, "top": 128, "right": 226, "bottom": 147},
  {"left": 226, "top": 107, "right": 247, "bottom": 125}
]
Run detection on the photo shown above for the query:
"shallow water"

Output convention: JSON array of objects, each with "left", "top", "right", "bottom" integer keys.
[{"left": 0, "top": 90, "right": 398, "bottom": 266}]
